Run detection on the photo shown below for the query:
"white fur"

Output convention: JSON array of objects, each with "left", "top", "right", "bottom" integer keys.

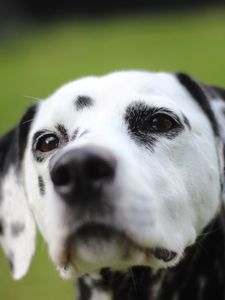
[
  {"left": 23, "top": 71, "right": 221, "bottom": 277},
  {"left": 0, "top": 71, "right": 223, "bottom": 280},
  {"left": 0, "top": 168, "right": 36, "bottom": 279}
]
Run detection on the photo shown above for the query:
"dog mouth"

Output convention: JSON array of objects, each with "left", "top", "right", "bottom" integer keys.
[{"left": 59, "top": 223, "right": 177, "bottom": 276}]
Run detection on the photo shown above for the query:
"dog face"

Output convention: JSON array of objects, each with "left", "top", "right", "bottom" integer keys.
[{"left": 0, "top": 71, "right": 223, "bottom": 279}]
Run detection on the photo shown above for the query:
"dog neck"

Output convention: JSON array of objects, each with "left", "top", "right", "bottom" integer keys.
[{"left": 77, "top": 210, "right": 225, "bottom": 300}]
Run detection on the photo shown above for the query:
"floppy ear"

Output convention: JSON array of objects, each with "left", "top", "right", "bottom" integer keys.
[
  {"left": 0, "top": 105, "right": 37, "bottom": 280},
  {"left": 177, "top": 72, "right": 225, "bottom": 201}
]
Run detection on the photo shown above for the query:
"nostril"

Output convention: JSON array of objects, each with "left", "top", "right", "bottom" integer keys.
[{"left": 51, "top": 165, "right": 72, "bottom": 187}]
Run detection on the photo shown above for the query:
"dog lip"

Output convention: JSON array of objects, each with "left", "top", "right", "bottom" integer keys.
[{"left": 62, "top": 222, "right": 177, "bottom": 266}]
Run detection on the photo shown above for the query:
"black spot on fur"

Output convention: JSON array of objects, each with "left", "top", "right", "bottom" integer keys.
[
  {"left": 124, "top": 102, "right": 184, "bottom": 150},
  {"left": 0, "top": 128, "right": 17, "bottom": 175},
  {"left": 98, "top": 267, "right": 159, "bottom": 300},
  {"left": 11, "top": 222, "right": 25, "bottom": 237},
  {"left": 0, "top": 130, "right": 17, "bottom": 201},
  {"left": 77, "top": 210, "right": 225, "bottom": 300},
  {"left": 124, "top": 103, "right": 158, "bottom": 150},
  {"left": 0, "top": 219, "right": 4, "bottom": 235},
  {"left": 18, "top": 105, "right": 37, "bottom": 166},
  {"left": 0, "top": 105, "right": 36, "bottom": 199},
  {"left": 75, "top": 96, "right": 93, "bottom": 110},
  {"left": 56, "top": 124, "right": 69, "bottom": 142},
  {"left": 182, "top": 114, "right": 191, "bottom": 130},
  {"left": 8, "top": 259, "right": 14, "bottom": 272},
  {"left": 78, "top": 277, "right": 92, "bottom": 300},
  {"left": 8, "top": 252, "right": 14, "bottom": 273},
  {"left": 38, "top": 175, "right": 45, "bottom": 196},
  {"left": 177, "top": 73, "right": 219, "bottom": 136},
  {"left": 152, "top": 248, "right": 177, "bottom": 262},
  {"left": 36, "top": 156, "right": 45, "bottom": 163}
]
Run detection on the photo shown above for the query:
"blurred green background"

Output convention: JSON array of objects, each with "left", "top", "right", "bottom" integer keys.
[{"left": 1, "top": 7, "right": 225, "bottom": 300}]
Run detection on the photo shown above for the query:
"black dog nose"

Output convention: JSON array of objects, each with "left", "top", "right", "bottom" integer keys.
[{"left": 50, "top": 146, "right": 116, "bottom": 204}]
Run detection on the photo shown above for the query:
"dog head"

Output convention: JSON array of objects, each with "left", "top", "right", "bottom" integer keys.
[{"left": 0, "top": 71, "right": 224, "bottom": 279}]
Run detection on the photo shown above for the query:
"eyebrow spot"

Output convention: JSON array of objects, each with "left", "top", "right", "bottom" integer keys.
[
  {"left": 75, "top": 96, "right": 93, "bottom": 110},
  {"left": 124, "top": 102, "right": 184, "bottom": 150},
  {"left": 124, "top": 102, "right": 158, "bottom": 151}
]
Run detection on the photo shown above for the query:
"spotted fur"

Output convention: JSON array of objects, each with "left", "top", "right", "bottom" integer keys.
[{"left": 0, "top": 71, "right": 225, "bottom": 300}]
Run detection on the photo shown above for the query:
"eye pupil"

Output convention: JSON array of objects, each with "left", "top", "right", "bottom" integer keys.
[
  {"left": 151, "top": 116, "right": 173, "bottom": 132},
  {"left": 36, "top": 135, "right": 59, "bottom": 152}
]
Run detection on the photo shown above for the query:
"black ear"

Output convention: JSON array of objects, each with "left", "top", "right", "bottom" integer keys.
[
  {"left": 0, "top": 105, "right": 37, "bottom": 280},
  {"left": 18, "top": 105, "right": 37, "bottom": 166},
  {"left": 176, "top": 72, "right": 219, "bottom": 136},
  {"left": 0, "top": 105, "right": 37, "bottom": 173},
  {"left": 0, "top": 128, "right": 17, "bottom": 175}
]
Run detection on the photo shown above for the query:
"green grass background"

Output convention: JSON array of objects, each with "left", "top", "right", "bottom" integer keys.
[{"left": 1, "top": 7, "right": 225, "bottom": 299}]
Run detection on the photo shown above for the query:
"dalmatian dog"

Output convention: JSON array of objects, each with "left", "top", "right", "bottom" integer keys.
[{"left": 1, "top": 71, "right": 225, "bottom": 300}]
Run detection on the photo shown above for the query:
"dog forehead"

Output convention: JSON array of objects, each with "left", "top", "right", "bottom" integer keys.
[
  {"left": 45, "top": 71, "right": 188, "bottom": 105},
  {"left": 32, "top": 71, "right": 204, "bottom": 131}
]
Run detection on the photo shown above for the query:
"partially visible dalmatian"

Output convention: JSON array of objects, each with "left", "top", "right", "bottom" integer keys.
[{"left": 1, "top": 71, "right": 225, "bottom": 300}]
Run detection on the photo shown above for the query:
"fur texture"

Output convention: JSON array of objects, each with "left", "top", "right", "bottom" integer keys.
[{"left": 0, "top": 71, "right": 225, "bottom": 299}]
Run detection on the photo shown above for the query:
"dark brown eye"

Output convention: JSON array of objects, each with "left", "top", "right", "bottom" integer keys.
[
  {"left": 151, "top": 114, "right": 174, "bottom": 132},
  {"left": 36, "top": 134, "right": 59, "bottom": 152}
]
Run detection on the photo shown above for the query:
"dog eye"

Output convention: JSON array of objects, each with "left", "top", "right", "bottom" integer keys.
[
  {"left": 150, "top": 114, "right": 175, "bottom": 132},
  {"left": 36, "top": 134, "right": 59, "bottom": 152}
]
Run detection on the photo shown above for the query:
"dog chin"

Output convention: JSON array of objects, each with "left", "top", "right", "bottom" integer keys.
[
  {"left": 51, "top": 223, "right": 180, "bottom": 279},
  {"left": 53, "top": 227, "right": 144, "bottom": 278},
  {"left": 56, "top": 241, "right": 149, "bottom": 279}
]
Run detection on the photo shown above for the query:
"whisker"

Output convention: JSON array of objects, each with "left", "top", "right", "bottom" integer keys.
[
  {"left": 23, "top": 95, "right": 43, "bottom": 104},
  {"left": 22, "top": 118, "right": 35, "bottom": 125},
  {"left": 24, "top": 95, "right": 43, "bottom": 101}
]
